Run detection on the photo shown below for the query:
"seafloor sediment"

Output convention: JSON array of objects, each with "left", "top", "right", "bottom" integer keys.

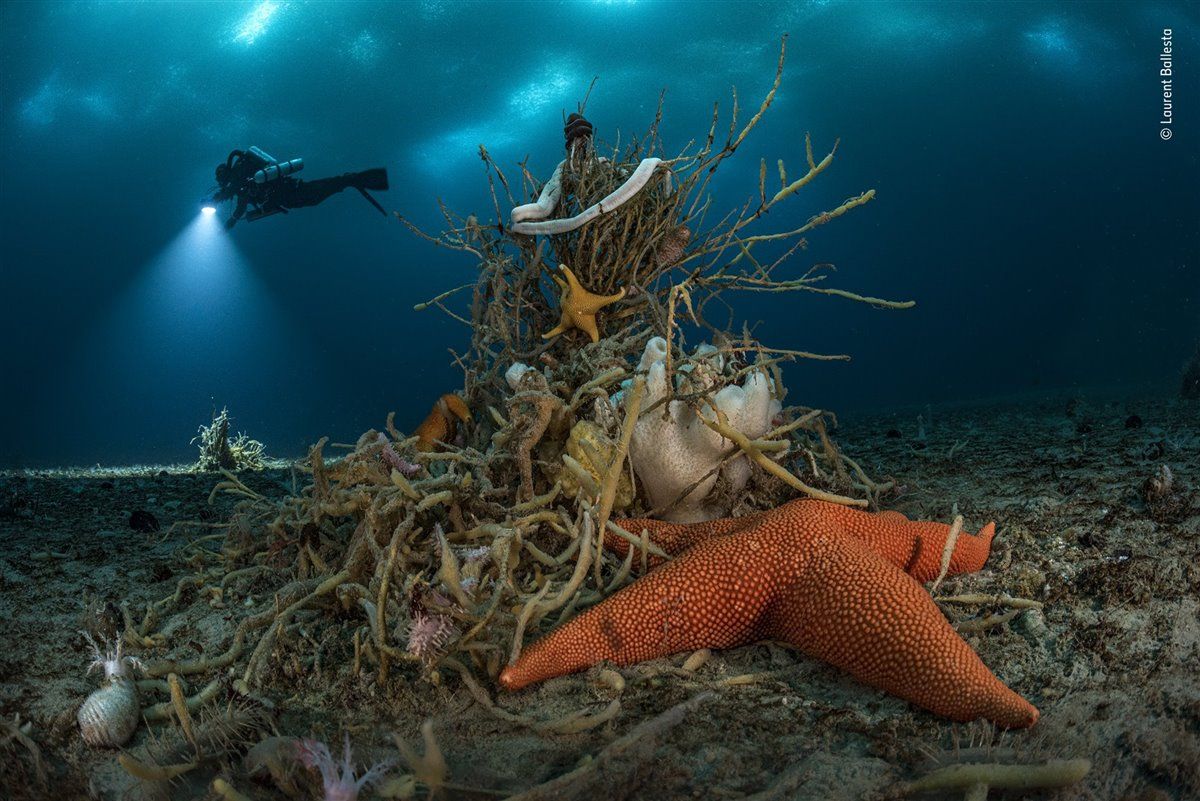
[{"left": 0, "top": 390, "right": 1195, "bottom": 800}]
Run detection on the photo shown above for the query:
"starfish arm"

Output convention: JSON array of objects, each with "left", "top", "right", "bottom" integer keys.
[
  {"left": 608, "top": 511, "right": 769, "bottom": 570},
  {"left": 809, "top": 501, "right": 996, "bottom": 581},
  {"left": 559, "top": 265, "right": 585, "bottom": 295},
  {"left": 607, "top": 499, "right": 994, "bottom": 580},
  {"left": 765, "top": 529, "right": 1037, "bottom": 728},
  {"left": 541, "top": 317, "right": 569, "bottom": 340},
  {"left": 605, "top": 287, "right": 628, "bottom": 304},
  {"left": 578, "top": 314, "right": 601, "bottom": 343},
  {"left": 582, "top": 286, "right": 626, "bottom": 311},
  {"left": 498, "top": 532, "right": 775, "bottom": 691}
]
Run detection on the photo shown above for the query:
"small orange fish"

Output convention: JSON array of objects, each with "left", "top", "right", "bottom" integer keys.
[{"left": 414, "top": 394, "right": 472, "bottom": 451}]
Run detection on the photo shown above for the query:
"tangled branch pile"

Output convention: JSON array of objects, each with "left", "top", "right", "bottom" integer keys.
[
  {"left": 111, "top": 36, "right": 915, "bottom": 796},
  {"left": 398, "top": 35, "right": 912, "bottom": 444}
]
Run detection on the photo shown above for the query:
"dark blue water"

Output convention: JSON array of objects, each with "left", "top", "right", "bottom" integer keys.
[{"left": 2, "top": 0, "right": 1196, "bottom": 467}]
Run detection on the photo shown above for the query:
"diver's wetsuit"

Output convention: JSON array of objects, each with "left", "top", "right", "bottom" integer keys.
[{"left": 215, "top": 149, "right": 389, "bottom": 230}]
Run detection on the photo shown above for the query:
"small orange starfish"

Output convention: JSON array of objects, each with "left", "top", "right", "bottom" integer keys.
[
  {"left": 499, "top": 499, "right": 1038, "bottom": 729},
  {"left": 414, "top": 394, "right": 471, "bottom": 452},
  {"left": 541, "top": 265, "right": 625, "bottom": 344}
]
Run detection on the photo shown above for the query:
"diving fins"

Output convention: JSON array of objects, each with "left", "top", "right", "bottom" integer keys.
[
  {"left": 356, "top": 187, "right": 387, "bottom": 217},
  {"left": 356, "top": 167, "right": 389, "bottom": 191}
]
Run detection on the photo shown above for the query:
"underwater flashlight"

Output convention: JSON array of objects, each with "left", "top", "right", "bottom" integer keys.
[{"left": 201, "top": 205, "right": 217, "bottom": 216}]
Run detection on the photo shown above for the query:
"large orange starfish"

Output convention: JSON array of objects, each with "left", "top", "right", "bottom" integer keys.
[
  {"left": 499, "top": 499, "right": 1038, "bottom": 729},
  {"left": 541, "top": 265, "right": 625, "bottom": 344}
]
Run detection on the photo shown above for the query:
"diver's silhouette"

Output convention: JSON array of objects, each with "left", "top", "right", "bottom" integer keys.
[{"left": 210, "top": 147, "right": 388, "bottom": 230}]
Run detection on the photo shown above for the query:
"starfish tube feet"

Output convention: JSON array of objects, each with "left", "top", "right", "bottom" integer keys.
[{"left": 772, "top": 530, "right": 1038, "bottom": 729}]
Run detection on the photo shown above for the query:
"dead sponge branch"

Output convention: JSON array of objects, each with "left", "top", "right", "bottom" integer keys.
[
  {"left": 141, "top": 677, "right": 221, "bottom": 724},
  {"left": 394, "top": 719, "right": 448, "bottom": 797},
  {"left": 936, "top": 593, "right": 1043, "bottom": 610},
  {"left": 443, "top": 657, "right": 620, "bottom": 737},
  {"left": 953, "top": 609, "right": 1022, "bottom": 634},
  {"left": 698, "top": 402, "right": 867, "bottom": 508},
  {"left": 929, "top": 515, "right": 963, "bottom": 594},
  {"left": 0, "top": 714, "right": 48, "bottom": 799},
  {"left": 119, "top": 699, "right": 267, "bottom": 791},
  {"left": 142, "top": 576, "right": 328, "bottom": 678},
  {"left": 503, "top": 692, "right": 715, "bottom": 801},
  {"left": 211, "top": 778, "right": 254, "bottom": 801},
  {"left": 898, "top": 758, "right": 1091, "bottom": 799},
  {"left": 593, "top": 376, "right": 645, "bottom": 581}
]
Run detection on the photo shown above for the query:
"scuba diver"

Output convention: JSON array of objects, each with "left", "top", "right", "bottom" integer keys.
[{"left": 208, "top": 146, "right": 389, "bottom": 230}]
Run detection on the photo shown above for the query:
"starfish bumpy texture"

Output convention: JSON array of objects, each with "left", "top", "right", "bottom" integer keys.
[
  {"left": 541, "top": 265, "right": 625, "bottom": 344},
  {"left": 499, "top": 499, "right": 1038, "bottom": 729}
]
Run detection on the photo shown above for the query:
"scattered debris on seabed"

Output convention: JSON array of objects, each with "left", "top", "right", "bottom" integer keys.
[{"left": 1, "top": 36, "right": 1195, "bottom": 801}]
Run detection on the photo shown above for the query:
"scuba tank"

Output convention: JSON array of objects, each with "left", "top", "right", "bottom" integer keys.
[
  {"left": 254, "top": 157, "right": 304, "bottom": 184},
  {"left": 246, "top": 146, "right": 303, "bottom": 184}
]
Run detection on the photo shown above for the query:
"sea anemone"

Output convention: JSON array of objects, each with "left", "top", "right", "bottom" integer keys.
[
  {"left": 295, "top": 733, "right": 392, "bottom": 801},
  {"left": 404, "top": 613, "right": 457, "bottom": 666},
  {"left": 401, "top": 584, "right": 459, "bottom": 666},
  {"left": 77, "top": 632, "right": 143, "bottom": 747}
]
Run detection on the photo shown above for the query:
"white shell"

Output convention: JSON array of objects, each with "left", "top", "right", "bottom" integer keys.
[{"left": 78, "top": 678, "right": 139, "bottom": 747}]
